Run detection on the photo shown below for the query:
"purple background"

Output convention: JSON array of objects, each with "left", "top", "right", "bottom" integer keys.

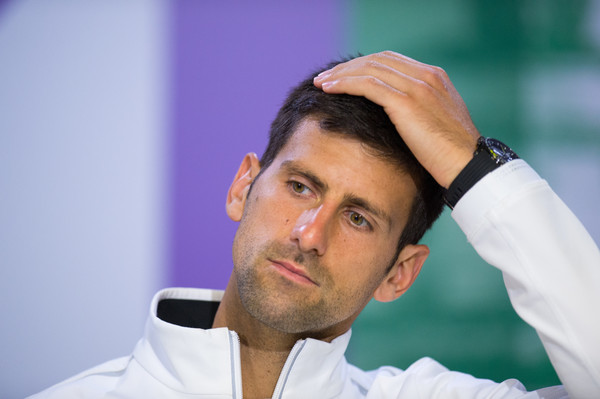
[{"left": 169, "top": 1, "right": 343, "bottom": 289}]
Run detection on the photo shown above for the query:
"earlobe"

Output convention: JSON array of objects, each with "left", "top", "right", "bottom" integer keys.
[
  {"left": 226, "top": 153, "right": 261, "bottom": 222},
  {"left": 373, "top": 244, "right": 429, "bottom": 303}
]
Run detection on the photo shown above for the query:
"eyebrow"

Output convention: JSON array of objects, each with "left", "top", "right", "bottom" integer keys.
[
  {"left": 280, "top": 160, "right": 329, "bottom": 192},
  {"left": 280, "top": 160, "right": 393, "bottom": 231},
  {"left": 342, "top": 193, "right": 393, "bottom": 232}
]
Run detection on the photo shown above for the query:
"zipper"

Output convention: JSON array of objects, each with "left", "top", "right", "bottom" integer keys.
[
  {"left": 271, "top": 339, "right": 307, "bottom": 399},
  {"left": 228, "top": 330, "right": 243, "bottom": 399}
]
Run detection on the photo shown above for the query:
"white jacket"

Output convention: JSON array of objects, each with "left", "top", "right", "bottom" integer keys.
[{"left": 30, "top": 161, "right": 600, "bottom": 398}]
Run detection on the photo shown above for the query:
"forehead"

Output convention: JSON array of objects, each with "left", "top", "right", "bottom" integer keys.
[{"left": 266, "top": 119, "right": 417, "bottom": 231}]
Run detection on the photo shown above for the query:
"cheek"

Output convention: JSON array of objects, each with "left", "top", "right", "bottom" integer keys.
[
  {"left": 328, "top": 240, "right": 393, "bottom": 283},
  {"left": 243, "top": 190, "right": 297, "bottom": 238}
]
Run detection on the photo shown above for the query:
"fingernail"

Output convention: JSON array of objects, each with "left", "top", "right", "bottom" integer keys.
[{"left": 314, "top": 71, "right": 331, "bottom": 81}]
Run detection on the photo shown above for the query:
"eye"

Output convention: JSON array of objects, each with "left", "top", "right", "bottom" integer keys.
[
  {"left": 349, "top": 211, "right": 367, "bottom": 227},
  {"left": 289, "top": 181, "right": 311, "bottom": 195}
]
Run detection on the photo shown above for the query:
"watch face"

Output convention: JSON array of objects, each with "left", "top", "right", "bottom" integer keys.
[{"left": 482, "top": 137, "right": 518, "bottom": 164}]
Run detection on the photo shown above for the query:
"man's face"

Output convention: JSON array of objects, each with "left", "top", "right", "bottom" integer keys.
[{"left": 230, "top": 119, "right": 418, "bottom": 337}]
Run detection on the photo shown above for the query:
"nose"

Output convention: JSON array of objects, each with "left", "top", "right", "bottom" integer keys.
[{"left": 290, "top": 204, "right": 333, "bottom": 256}]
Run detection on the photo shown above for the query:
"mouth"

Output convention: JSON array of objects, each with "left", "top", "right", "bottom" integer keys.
[{"left": 269, "top": 259, "right": 319, "bottom": 286}]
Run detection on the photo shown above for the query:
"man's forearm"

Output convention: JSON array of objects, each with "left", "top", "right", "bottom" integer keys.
[{"left": 453, "top": 159, "right": 600, "bottom": 398}]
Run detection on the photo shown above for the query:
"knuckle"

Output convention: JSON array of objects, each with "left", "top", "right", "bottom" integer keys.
[
  {"left": 391, "top": 89, "right": 408, "bottom": 103},
  {"left": 423, "top": 66, "right": 448, "bottom": 88},
  {"left": 370, "top": 50, "right": 396, "bottom": 64},
  {"left": 364, "top": 59, "right": 388, "bottom": 74},
  {"left": 364, "top": 75, "right": 381, "bottom": 86},
  {"left": 365, "top": 59, "right": 380, "bottom": 70},
  {"left": 434, "top": 65, "right": 448, "bottom": 77},
  {"left": 412, "top": 80, "right": 434, "bottom": 97}
]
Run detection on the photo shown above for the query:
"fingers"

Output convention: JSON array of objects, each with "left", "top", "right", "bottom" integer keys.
[
  {"left": 315, "top": 57, "right": 418, "bottom": 95},
  {"left": 312, "top": 51, "right": 480, "bottom": 189},
  {"left": 317, "top": 75, "right": 411, "bottom": 114},
  {"left": 314, "top": 51, "right": 454, "bottom": 98},
  {"left": 313, "top": 51, "right": 455, "bottom": 130}
]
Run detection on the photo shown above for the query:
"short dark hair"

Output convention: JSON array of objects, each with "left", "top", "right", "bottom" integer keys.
[{"left": 260, "top": 58, "right": 445, "bottom": 263}]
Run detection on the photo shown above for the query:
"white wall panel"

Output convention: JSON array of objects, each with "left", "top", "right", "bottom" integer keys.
[{"left": 0, "top": 1, "right": 167, "bottom": 397}]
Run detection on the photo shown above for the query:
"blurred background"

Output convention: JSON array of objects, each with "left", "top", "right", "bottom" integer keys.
[{"left": 1, "top": 0, "right": 598, "bottom": 397}]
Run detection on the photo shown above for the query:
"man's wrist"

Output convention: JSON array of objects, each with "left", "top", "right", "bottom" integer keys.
[{"left": 444, "top": 137, "right": 519, "bottom": 209}]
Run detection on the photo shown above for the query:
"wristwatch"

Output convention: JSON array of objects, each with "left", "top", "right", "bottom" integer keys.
[{"left": 444, "top": 137, "right": 519, "bottom": 209}]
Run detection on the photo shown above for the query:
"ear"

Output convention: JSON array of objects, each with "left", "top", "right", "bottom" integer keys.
[
  {"left": 373, "top": 244, "right": 429, "bottom": 303},
  {"left": 226, "top": 153, "right": 261, "bottom": 222}
]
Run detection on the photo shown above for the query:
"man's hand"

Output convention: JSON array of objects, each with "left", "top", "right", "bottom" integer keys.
[{"left": 313, "top": 51, "right": 480, "bottom": 189}]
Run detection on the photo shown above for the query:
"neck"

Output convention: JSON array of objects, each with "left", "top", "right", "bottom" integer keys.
[
  {"left": 212, "top": 276, "right": 299, "bottom": 398},
  {"left": 212, "top": 275, "right": 345, "bottom": 398}
]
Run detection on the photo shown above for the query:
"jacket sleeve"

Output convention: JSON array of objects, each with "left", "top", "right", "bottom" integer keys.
[{"left": 451, "top": 159, "right": 600, "bottom": 398}]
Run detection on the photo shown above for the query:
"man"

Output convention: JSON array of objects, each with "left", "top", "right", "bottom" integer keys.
[{"left": 31, "top": 52, "right": 600, "bottom": 398}]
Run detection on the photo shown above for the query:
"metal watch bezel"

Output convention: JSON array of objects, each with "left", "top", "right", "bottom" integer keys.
[{"left": 476, "top": 137, "right": 519, "bottom": 165}]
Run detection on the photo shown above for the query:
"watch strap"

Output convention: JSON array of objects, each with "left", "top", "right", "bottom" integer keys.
[{"left": 444, "top": 148, "right": 503, "bottom": 209}]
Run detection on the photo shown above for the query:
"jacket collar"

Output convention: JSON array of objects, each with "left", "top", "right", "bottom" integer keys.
[{"left": 133, "top": 287, "right": 352, "bottom": 398}]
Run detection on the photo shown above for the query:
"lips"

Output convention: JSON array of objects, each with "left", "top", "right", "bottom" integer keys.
[{"left": 269, "top": 259, "right": 319, "bottom": 286}]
